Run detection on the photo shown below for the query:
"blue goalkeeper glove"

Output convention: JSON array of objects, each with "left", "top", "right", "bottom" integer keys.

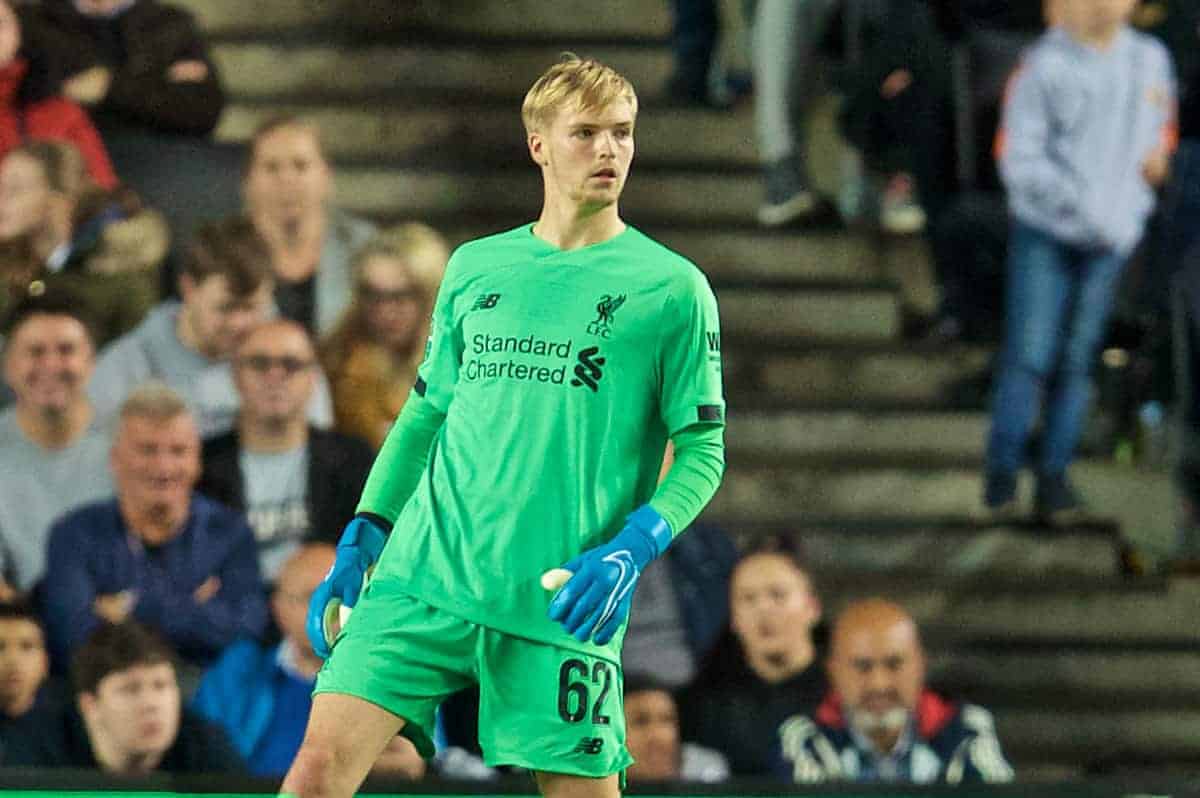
[
  {"left": 547, "top": 505, "right": 673, "bottom": 645},
  {"left": 306, "top": 514, "right": 389, "bottom": 658}
]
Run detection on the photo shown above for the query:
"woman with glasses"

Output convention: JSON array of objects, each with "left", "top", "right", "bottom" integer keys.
[{"left": 320, "top": 224, "right": 448, "bottom": 448}]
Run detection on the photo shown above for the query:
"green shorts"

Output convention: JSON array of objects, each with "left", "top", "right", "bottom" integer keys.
[{"left": 314, "top": 578, "right": 632, "bottom": 778}]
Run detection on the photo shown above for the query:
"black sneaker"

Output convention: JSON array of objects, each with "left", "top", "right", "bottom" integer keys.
[
  {"left": 981, "top": 470, "right": 1018, "bottom": 519},
  {"left": 757, "top": 157, "right": 816, "bottom": 227},
  {"left": 1035, "top": 473, "right": 1087, "bottom": 526}
]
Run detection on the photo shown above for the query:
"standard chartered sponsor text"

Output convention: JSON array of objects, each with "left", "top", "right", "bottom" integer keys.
[{"left": 466, "top": 332, "right": 573, "bottom": 384}]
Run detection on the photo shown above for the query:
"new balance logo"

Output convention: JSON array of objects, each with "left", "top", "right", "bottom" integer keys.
[
  {"left": 471, "top": 293, "right": 501, "bottom": 311},
  {"left": 572, "top": 737, "right": 605, "bottom": 755},
  {"left": 570, "top": 346, "right": 605, "bottom": 392}
]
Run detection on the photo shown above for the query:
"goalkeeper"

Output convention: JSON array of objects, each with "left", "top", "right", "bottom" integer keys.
[{"left": 282, "top": 55, "right": 725, "bottom": 798}]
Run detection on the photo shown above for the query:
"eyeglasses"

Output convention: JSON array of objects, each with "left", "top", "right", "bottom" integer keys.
[
  {"left": 359, "top": 285, "right": 420, "bottom": 305},
  {"left": 237, "top": 355, "right": 314, "bottom": 375}
]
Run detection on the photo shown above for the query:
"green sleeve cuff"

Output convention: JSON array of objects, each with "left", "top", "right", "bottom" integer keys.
[
  {"left": 648, "top": 423, "right": 725, "bottom": 537},
  {"left": 355, "top": 391, "right": 447, "bottom": 523}
]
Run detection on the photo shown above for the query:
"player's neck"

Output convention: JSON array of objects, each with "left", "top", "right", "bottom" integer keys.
[
  {"left": 15, "top": 400, "right": 92, "bottom": 449},
  {"left": 238, "top": 414, "right": 309, "bottom": 453},
  {"left": 532, "top": 202, "right": 625, "bottom": 251}
]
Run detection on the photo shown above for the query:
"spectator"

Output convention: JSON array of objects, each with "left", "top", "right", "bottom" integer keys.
[
  {"left": 678, "top": 536, "right": 825, "bottom": 778},
  {"left": 18, "top": 0, "right": 225, "bottom": 138},
  {"left": 0, "top": 140, "right": 87, "bottom": 267},
  {"left": 1136, "top": 0, "right": 1200, "bottom": 319},
  {"left": 0, "top": 143, "right": 165, "bottom": 345},
  {"left": 42, "top": 382, "right": 267, "bottom": 668},
  {"left": 3, "top": 621, "right": 244, "bottom": 773},
  {"left": 779, "top": 598, "right": 1013, "bottom": 784},
  {"left": 191, "top": 543, "right": 333, "bottom": 777},
  {"left": 198, "top": 320, "right": 373, "bottom": 582},
  {"left": 321, "top": 224, "right": 447, "bottom": 448},
  {"left": 0, "top": 292, "right": 112, "bottom": 594},
  {"left": 622, "top": 521, "right": 736, "bottom": 689},
  {"left": 89, "top": 215, "right": 333, "bottom": 437},
  {"left": 0, "top": 600, "right": 59, "bottom": 727},
  {"left": 752, "top": 0, "right": 837, "bottom": 227},
  {"left": 0, "top": 0, "right": 116, "bottom": 187},
  {"left": 983, "top": 0, "right": 1176, "bottom": 521},
  {"left": 243, "top": 116, "right": 376, "bottom": 337},
  {"left": 624, "top": 672, "right": 728, "bottom": 784}
]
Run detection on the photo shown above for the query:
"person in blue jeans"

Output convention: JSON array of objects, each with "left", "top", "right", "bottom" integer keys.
[{"left": 985, "top": 0, "right": 1176, "bottom": 522}]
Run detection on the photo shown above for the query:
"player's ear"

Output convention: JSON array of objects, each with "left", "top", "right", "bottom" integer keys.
[{"left": 527, "top": 131, "right": 548, "bottom": 167}]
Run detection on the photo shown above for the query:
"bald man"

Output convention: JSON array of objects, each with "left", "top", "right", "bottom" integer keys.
[
  {"left": 191, "top": 543, "right": 335, "bottom": 777},
  {"left": 778, "top": 599, "right": 1013, "bottom": 785},
  {"left": 197, "top": 320, "right": 374, "bottom": 582}
]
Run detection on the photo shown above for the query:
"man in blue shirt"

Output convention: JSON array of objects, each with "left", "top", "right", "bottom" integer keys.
[
  {"left": 40, "top": 382, "right": 266, "bottom": 668},
  {"left": 192, "top": 542, "right": 333, "bottom": 777}
]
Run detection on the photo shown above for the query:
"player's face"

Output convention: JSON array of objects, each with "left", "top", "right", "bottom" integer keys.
[
  {"left": 180, "top": 274, "right": 274, "bottom": 360},
  {"left": 0, "top": 619, "right": 48, "bottom": 714},
  {"left": 111, "top": 414, "right": 201, "bottom": 541},
  {"left": 0, "top": 152, "right": 52, "bottom": 240},
  {"left": 80, "top": 662, "right": 181, "bottom": 761},
  {"left": 730, "top": 553, "right": 819, "bottom": 661},
  {"left": 358, "top": 255, "right": 424, "bottom": 351},
  {"left": 624, "top": 689, "right": 680, "bottom": 782},
  {"left": 532, "top": 99, "right": 635, "bottom": 212},
  {"left": 234, "top": 323, "right": 317, "bottom": 425},
  {"left": 3, "top": 314, "right": 95, "bottom": 416},
  {"left": 828, "top": 619, "right": 926, "bottom": 746},
  {"left": 0, "top": 2, "right": 19, "bottom": 69},
  {"left": 244, "top": 125, "right": 332, "bottom": 224}
]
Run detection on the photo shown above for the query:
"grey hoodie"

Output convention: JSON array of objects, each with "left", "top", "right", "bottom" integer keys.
[{"left": 999, "top": 25, "right": 1175, "bottom": 255}]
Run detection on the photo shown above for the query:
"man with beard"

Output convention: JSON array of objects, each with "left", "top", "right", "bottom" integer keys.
[
  {"left": 778, "top": 599, "right": 1013, "bottom": 784},
  {"left": 198, "top": 320, "right": 373, "bottom": 584},
  {"left": 40, "top": 383, "right": 266, "bottom": 668},
  {"left": 0, "top": 293, "right": 113, "bottom": 595}
]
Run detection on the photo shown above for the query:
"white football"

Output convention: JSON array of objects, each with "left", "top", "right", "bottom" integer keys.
[{"left": 541, "top": 568, "right": 574, "bottom": 592}]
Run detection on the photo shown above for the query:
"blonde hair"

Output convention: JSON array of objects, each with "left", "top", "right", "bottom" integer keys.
[
  {"left": 521, "top": 54, "right": 638, "bottom": 134},
  {"left": 118, "top": 381, "right": 190, "bottom": 424},
  {"left": 321, "top": 222, "right": 449, "bottom": 370}
]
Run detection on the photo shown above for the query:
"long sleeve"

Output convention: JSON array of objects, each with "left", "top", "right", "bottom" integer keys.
[
  {"left": 355, "top": 392, "right": 446, "bottom": 524},
  {"left": 649, "top": 423, "right": 725, "bottom": 536},
  {"left": 101, "top": 7, "right": 225, "bottom": 136},
  {"left": 41, "top": 514, "right": 104, "bottom": 665},
  {"left": 996, "top": 57, "right": 1087, "bottom": 228},
  {"left": 132, "top": 510, "right": 268, "bottom": 662}
]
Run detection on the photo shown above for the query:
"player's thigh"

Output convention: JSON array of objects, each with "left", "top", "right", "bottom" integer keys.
[
  {"left": 476, "top": 632, "right": 631, "bottom": 778},
  {"left": 535, "top": 771, "right": 621, "bottom": 798},
  {"left": 290, "top": 691, "right": 406, "bottom": 786},
  {"left": 315, "top": 580, "right": 477, "bottom": 758}
]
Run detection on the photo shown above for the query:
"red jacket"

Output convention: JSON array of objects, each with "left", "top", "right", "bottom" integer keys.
[{"left": 0, "top": 59, "right": 116, "bottom": 188}]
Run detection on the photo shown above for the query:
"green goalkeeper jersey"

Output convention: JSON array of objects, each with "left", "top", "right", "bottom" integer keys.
[{"left": 363, "top": 223, "right": 725, "bottom": 659}]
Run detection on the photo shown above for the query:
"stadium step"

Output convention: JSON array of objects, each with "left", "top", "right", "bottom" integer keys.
[
  {"left": 709, "top": 460, "right": 1168, "bottom": 524},
  {"left": 721, "top": 287, "right": 898, "bottom": 344},
  {"left": 723, "top": 343, "right": 992, "bottom": 408},
  {"left": 218, "top": 100, "right": 761, "bottom": 166},
  {"left": 731, "top": 519, "right": 1124, "bottom": 578},
  {"left": 180, "top": 0, "right": 671, "bottom": 39},
  {"left": 213, "top": 42, "right": 676, "bottom": 101},
  {"left": 411, "top": 219, "right": 884, "bottom": 288},
  {"left": 931, "top": 646, "right": 1200, "bottom": 705},
  {"left": 726, "top": 409, "right": 988, "bottom": 461}
]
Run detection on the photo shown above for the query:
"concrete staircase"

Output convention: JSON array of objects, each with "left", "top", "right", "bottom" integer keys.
[{"left": 178, "top": 0, "right": 1194, "bottom": 780}]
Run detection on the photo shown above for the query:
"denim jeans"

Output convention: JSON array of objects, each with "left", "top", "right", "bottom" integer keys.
[{"left": 986, "top": 220, "right": 1127, "bottom": 478}]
